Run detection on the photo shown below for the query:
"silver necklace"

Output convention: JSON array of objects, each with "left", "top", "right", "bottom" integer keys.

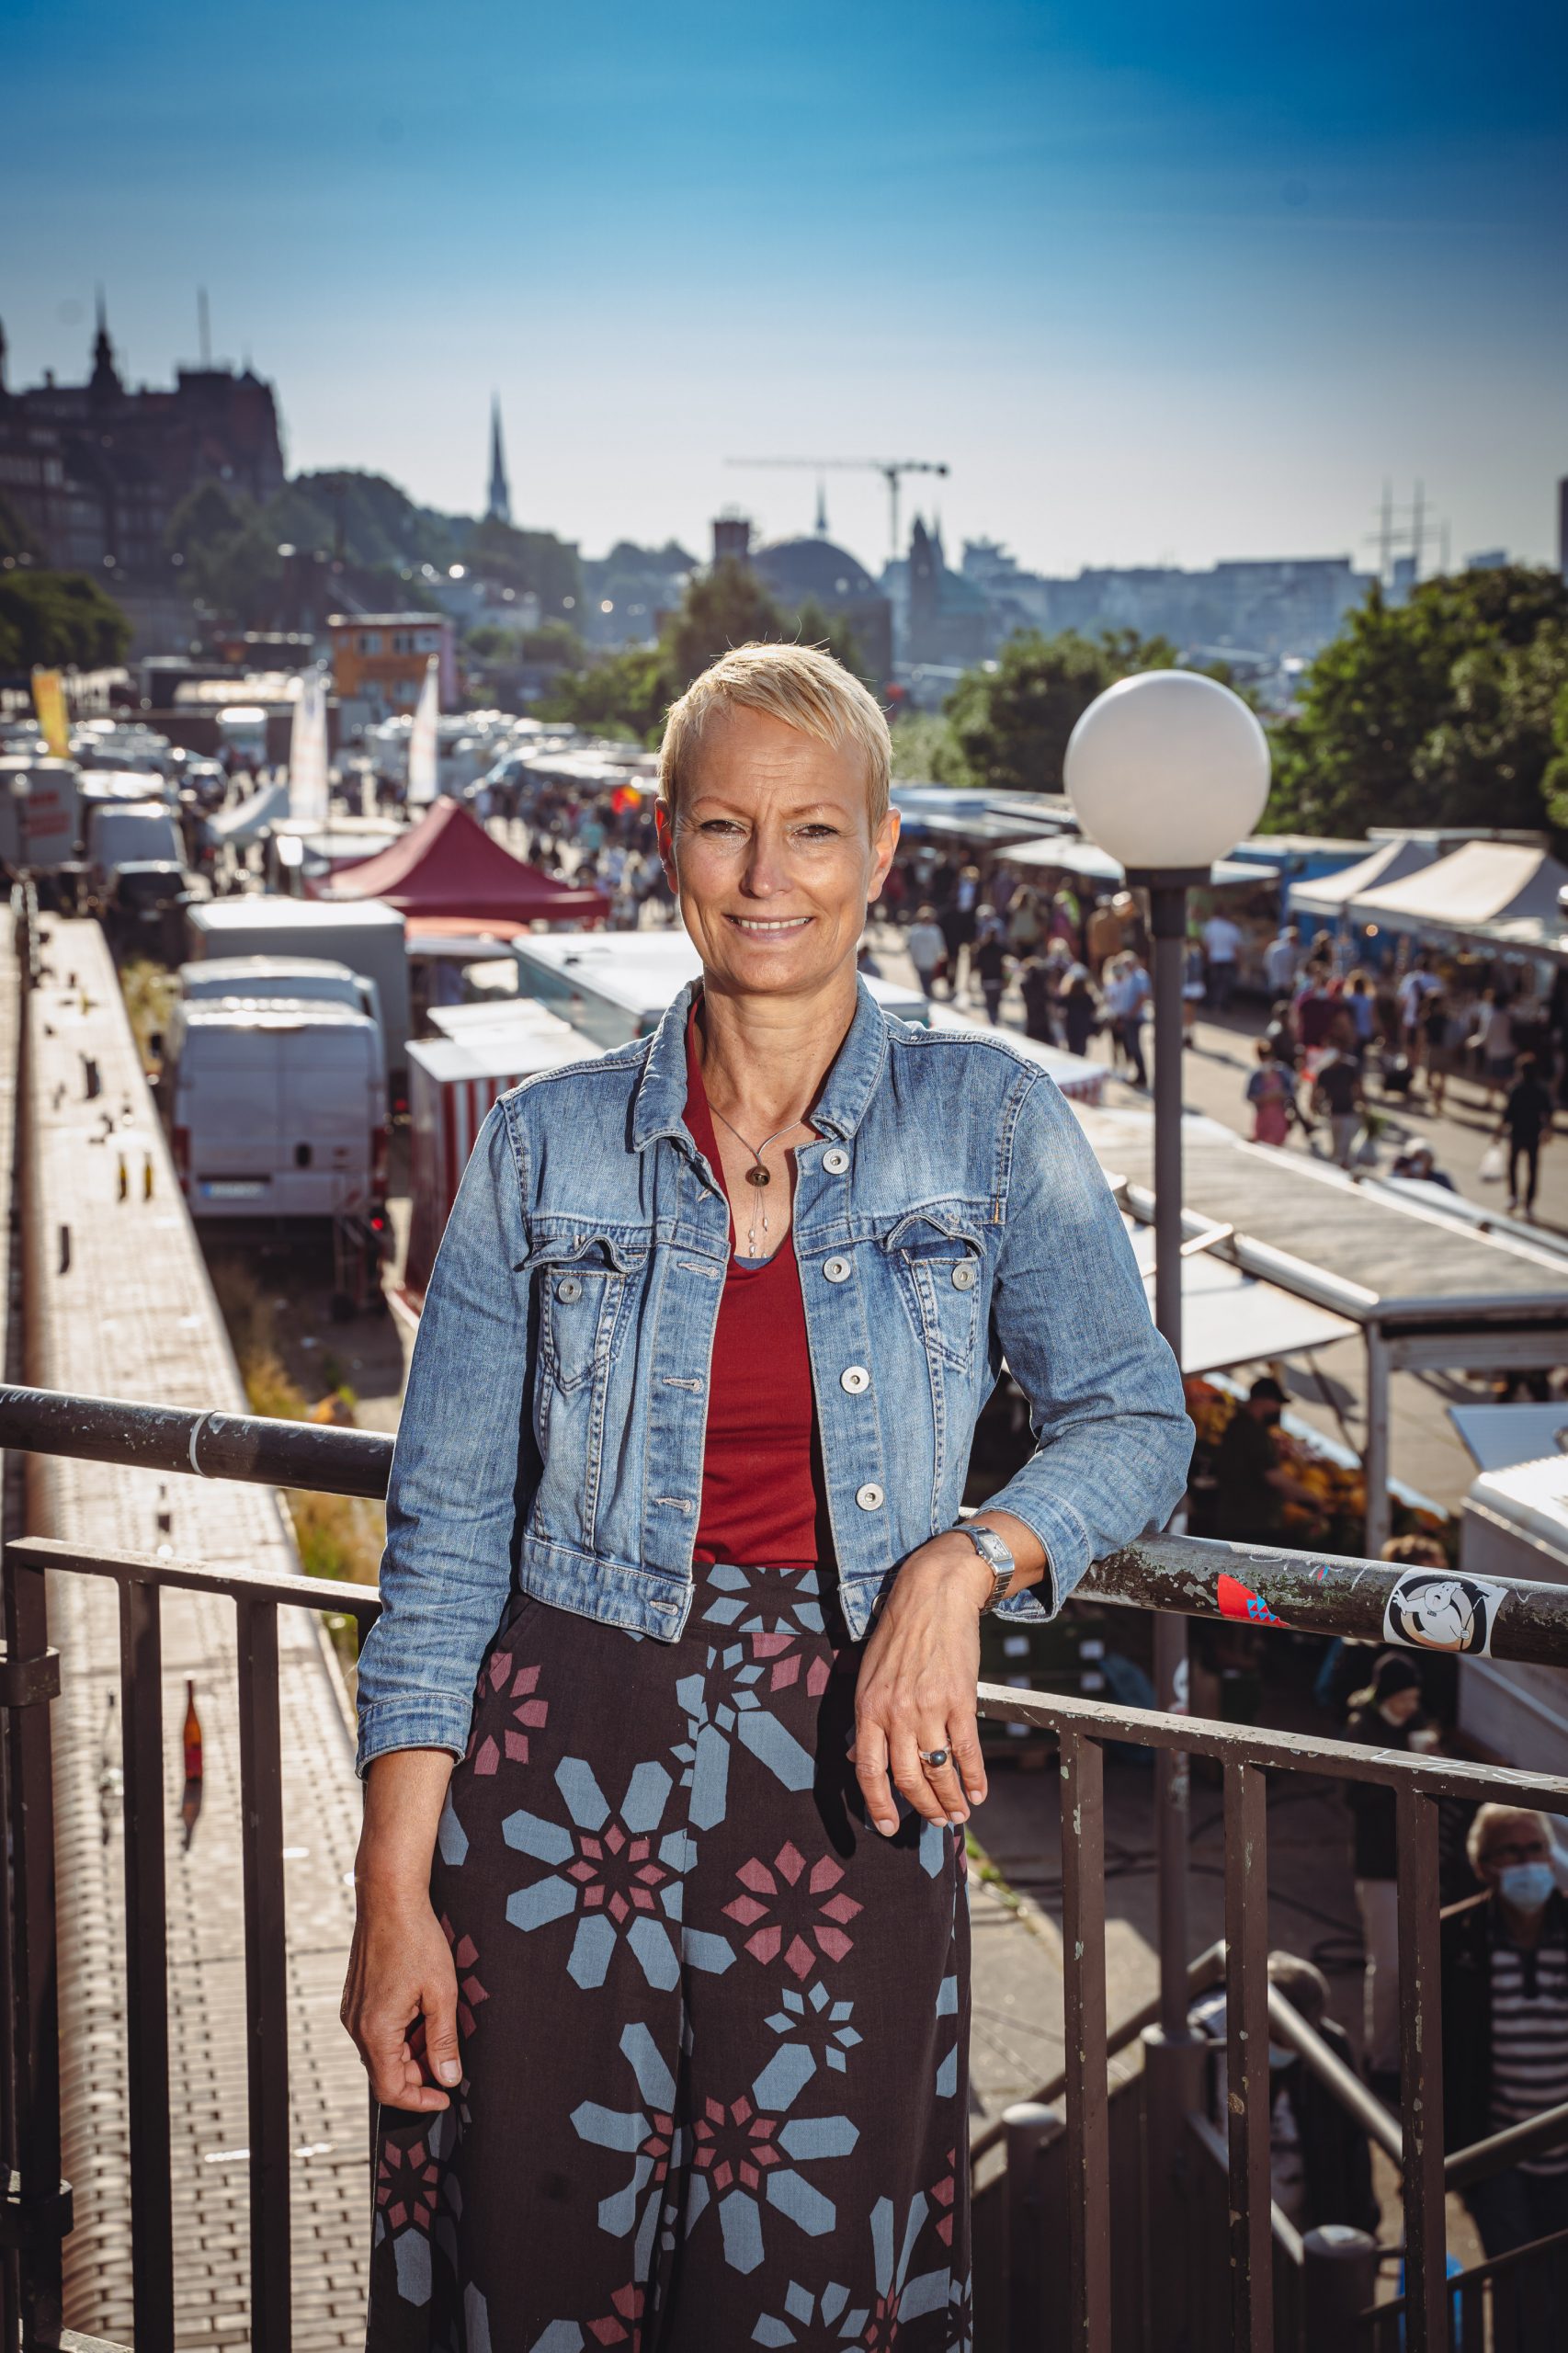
[{"left": 709, "top": 1103, "right": 810, "bottom": 1258}]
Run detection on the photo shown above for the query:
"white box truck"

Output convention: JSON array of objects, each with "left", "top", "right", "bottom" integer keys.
[
  {"left": 183, "top": 897, "right": 412, "bottom": 1104},
  {"left": 0, "top": 757, "right": 81, "bottom": 874},
  {"left": 164, "top": 1000, "right": 387, "bottom": 1221},
  {"left": 165, "top": 956, "right": 385, "bottom": 1064}
]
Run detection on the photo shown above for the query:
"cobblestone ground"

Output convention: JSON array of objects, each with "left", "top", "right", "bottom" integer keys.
[{"left": 25, "top": 919, "right": 369, "bottom": 2349}]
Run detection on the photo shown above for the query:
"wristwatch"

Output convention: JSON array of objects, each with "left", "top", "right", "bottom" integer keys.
[{"left": 952, "top": 1522, "right": 1016, "bottom": 1613}]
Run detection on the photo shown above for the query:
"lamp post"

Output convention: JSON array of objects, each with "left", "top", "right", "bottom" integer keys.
[{"left": 1065, "top": 670, "right": 1270, "bottom": 2032}]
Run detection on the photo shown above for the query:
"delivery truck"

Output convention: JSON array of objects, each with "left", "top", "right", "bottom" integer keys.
[
  {"left": 183, "top": 896, "right": 412, "bottom": 1103},
  {"left": 163, "top": 1000, "right": 387, "bottom": 1222}
]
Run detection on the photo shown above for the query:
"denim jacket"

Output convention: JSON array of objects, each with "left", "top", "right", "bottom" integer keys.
[{"left": 355, "top": 980, "right": 1192, "bottom": 1776}]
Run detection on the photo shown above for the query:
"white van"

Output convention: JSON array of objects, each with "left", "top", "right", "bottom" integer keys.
[
  {"left": 166, "top": 956, "right": 384, "bottom": 1063},
  {"left": 86, "top": 799, "right": 185, "bottom": 899},
  {"left": 184, "top": 897, "right": 412, "bottom": 1100},
  {"left": 165, "top": 1001, "right": 388, "bottom": 1220}
]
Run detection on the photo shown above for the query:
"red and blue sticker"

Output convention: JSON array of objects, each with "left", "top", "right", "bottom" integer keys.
[{"left": 1216, "top": 1573, "right": 1289, "bottom": 1629}]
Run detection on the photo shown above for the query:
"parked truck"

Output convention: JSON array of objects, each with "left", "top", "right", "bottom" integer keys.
[
  {"left": 183, "top": 897, "right": 412, "bottom": 1105},
  {"left": 162, "top": 1000, "right": 388, "bottom": 1222}
]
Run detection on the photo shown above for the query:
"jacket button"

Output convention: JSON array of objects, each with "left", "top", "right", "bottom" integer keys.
[
  {"left": 822, "top": 1147, "right": 850, "bottom": 1175},
  {"left": 951, "top": 1261, "right": 977, "bottom": 1290},
  {"left": 840, "top": 1364, "right": 870, "bottom": 1394},
  {"left": 823, "top": 1256, "right": 851, "bottom": 1284},
  {"left": 556, "top": 1276, "right": 584, "bottom": 1302},
  {"left": 855, "top": 1482, "right": 884, "bottom": 1511}
]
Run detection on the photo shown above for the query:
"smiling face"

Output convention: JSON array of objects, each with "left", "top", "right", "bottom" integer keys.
[{"left": 656, "top": 705, "right": 898, "bottom": 1005}]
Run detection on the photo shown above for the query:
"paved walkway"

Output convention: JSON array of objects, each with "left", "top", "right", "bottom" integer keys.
[{"left": 21, "top": 919, "right": 369, "bottom": 2349}]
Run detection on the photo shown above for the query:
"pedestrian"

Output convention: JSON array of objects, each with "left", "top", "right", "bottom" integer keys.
[
  {"left": 1346, "top": 1654, "right": 1430, "bottom": 2099},
  {"left": 1398, "top": 954, "right": 1440, "bottom": 1054},
  {"left": 1264, "top": 922, "right": 1303, "bottom": 998},
  {"left": 1006, "top": 884, "right": 1043, "bottom": 956},
  {"left": 1211, "top": 1375, "right": 1314, "bottom": 1543},
  {"left": 1084, "top": 893, "right": 1123, "bottom": 978},
  {"left": 1472, "top": 987, "right": 1516, "bottom": 1106},
  {"left": 1421, "top": 992, "right": 1456, "bottom": 1115},
  {"left": 971, "top": 917, "right": 1010, "bottom": 1025},
  {"left": 1103, "top": 949, "right": 1150, "bottom": 1086},
  {"left": 1312, "top": 1047, "right": 1365, "bottom": 1169},
  {"left": 1017, "top": 955, "right": 1057, "bottom": 1043},
  {"left": 1442, "top": 1805, "right": 1568, "bottom": 2269},
  {"left": 1201, "top": 906, "right": 1244, "bottom": 1013},
  {"left": 938, "top": 863, "right": 981, "bottom": 1001},
  {"left": 1190, "top": 1952, "right": 1378, "bottom": 2234},
  {"left": 1495, "top": 1051, "right": 1554, "bottom": 1218},
  {"left": 1181, "top": 933, "right": 1206, "bottom": 1043},
  {"left": 1390, "top": 1142, "right": 1457, "bottom": 1192},
  {"left": 1246, "top": 1041, "right": 1294, "bottom": 1147},
  {"left": 906, "top": 903, "right": 947, "bottom": 999},
  {"left": 1295, "top": 964, "right": 1338, "bottom": 1054},
  {"left": 347, "top": 642, "right": 1191, "bottom": 2349},
  {"left": 1061, "top": 963, "right": 1099, "bottom": 1059}
]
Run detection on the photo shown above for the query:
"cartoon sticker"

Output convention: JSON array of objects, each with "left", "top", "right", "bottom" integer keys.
[{"left": 1381, "top": 1569, "right": 1509, "bottom": 1658}]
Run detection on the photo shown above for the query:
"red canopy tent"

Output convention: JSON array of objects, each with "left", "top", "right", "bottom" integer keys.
[{"left": 306, "top": 795, "right": 609, "bottom": 925}]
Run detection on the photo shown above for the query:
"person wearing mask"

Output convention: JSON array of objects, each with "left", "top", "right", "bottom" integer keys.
[
  {"left": 1190, "top": 1953, "right": 1379, "bottom": 2235},
  {"left": 1390, "top": 1142, "right": 1457, "bottom": 1191},
  {"left": 1346, "top": 1654, "right": 1431, "bottom": 2098},
  {"left": 1442, "top": 1805, "right": 1568, "bottom": 2263},
  {"left": 1212, "top": 1376, "right": 1315, "bottom": 1542},
  {"left": 1494, "top": 1051, "right": 1554, "bottom": 1220},
  {"left": 906, "top": 904, "right": 947, "bottom": 999},
  {"left": 1201, "top": 907, "right": 1244, "bottom": 1013},
  {"left": 1312, "top": 1046, "right": 1365, "bottom": 1170}
]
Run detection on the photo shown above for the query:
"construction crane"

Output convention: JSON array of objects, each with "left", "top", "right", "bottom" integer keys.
[{"left": 725, "top": 457, "right": 949, "bottom": 562}]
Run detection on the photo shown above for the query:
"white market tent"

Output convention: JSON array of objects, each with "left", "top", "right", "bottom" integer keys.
[
  {"left": 1121, "top": 1217, "right": 1358, "bottom": 1378},
  {"left": 1349, "top": 839, "right": 1568, "bottom": 937},
  {"left": 1288, "top": 835, "right": 1441, "bottom": 920},
  {"left": 1006, "top": 836, "right": 1273, "bottom": 888}
]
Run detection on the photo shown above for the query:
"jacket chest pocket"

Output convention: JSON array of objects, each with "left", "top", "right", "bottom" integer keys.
[
  {"left": 531, "top": 1233, "right": 644, "bottom": 1392},
  {"left": 882, "top": 1210, "right": 986, "bottom": 1371}
]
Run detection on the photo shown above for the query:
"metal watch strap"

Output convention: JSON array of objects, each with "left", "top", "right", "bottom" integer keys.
[{"left": 954, "top": 1522, "right": 1015, "bottom": 1613}]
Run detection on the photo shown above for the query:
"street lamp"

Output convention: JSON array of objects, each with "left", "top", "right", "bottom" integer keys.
[{"left": 1065, "top": 670, "right": 1269, "bottom": 2034}]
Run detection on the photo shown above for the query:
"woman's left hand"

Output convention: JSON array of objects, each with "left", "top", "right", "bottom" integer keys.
[{"left": 851, "top": 1535, "right": 993, "bottom": 1836}]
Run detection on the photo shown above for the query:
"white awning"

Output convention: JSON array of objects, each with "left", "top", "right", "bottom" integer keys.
[
  {"left": 202, "top": 779, "right": 291, "bottom": 844},
  {"left": 1289, "top": 836, "right": 1440, "bottom": 918},
  {"left": 1006, "top": 837, "right": 1275, "bottom": 887},
  {"left": 1352, "top": 840, "right": 1568, "bottom": 935},
  {"left": 1123, "top": 1219, "right": 1358, "bottom": 1376},
  {"left": 1450, "top": 1404, "right": 1568, "bottom": 1474}
]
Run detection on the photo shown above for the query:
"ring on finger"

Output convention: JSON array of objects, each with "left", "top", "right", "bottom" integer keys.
[{"left": 918, "top": 1746, "right": 950, "bottom": 1769}]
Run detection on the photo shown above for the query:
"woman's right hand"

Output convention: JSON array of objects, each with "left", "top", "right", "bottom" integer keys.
[{"left": 340, "top": 1747, "right": 462, "bottom": 2110}]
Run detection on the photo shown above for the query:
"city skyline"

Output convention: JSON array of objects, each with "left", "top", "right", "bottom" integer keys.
[{"left": 6, "top": 0, "right": 1565, "bottom": 577}]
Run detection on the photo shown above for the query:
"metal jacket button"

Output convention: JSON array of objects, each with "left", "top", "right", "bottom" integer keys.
[
  {"left": 840, "top": 1365, "right": 870, "bottom": 1394},
  {"left": 555, "top": 1276, "right": 584, "bottom": 1302},
  {"left": 951, "top": 1261, "right": 977, "bottom": 1290},
  {"left": 823, "top": 1256, "right": 851, "bottom": 1283},
  {"left": 855, "top": 1482, "right": 884, "bottom": 1511},
  {"left": 822, "top": 1147, "right": 850, "bottom": 1174}
]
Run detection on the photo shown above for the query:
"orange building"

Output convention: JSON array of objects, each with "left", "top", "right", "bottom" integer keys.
[{"left": 327, "top": 612, "right": 456, "bottom": 720}]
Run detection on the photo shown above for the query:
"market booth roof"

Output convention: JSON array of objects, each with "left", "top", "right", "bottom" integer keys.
[
  {"left": 305, "top": 795, "right": 609, "bottom": 925},
  {"left": 1348, "top": 839, "right": 1568, "bottom": 936},
  {"left": 1006, "top": 836, "right": 1275, "bottom": 888},
  {"left": 1288, "top": 835, "right": 1440, "bottom": 919}
]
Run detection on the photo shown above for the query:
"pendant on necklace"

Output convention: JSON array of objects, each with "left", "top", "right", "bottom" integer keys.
[{"left": 745, "top": 1165, "right": 770, "bottom": 1188}]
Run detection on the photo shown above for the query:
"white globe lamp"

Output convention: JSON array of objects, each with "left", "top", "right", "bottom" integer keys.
[{"left": 1064, "top": 669, "right": 1270, "bottom": 876}]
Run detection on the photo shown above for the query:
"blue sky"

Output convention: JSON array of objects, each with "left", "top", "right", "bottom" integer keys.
[{"left": 5, "top": 0, "right": 1565, "bottom": 575}]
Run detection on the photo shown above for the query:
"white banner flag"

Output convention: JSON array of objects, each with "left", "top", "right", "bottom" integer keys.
[
  {"left": 407, "top": 656, "right": 440, "bottom": 806},
  {"left": 287, "top": 668, "right": 330, "bottom": 829}
]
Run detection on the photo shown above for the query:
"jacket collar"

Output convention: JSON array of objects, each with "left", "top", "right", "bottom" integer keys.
[{"left": 631, "top": 975, "right": 890, "bottom": 1152}]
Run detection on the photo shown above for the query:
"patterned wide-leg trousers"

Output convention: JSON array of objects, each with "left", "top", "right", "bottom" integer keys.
[{"left": 366, "top": 1561, "right": 972, "bottom": 2352}]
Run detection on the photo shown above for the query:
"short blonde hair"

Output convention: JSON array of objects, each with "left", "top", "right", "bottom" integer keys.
[{"left": 658, "top": 642, "right": 891, "bottom": 831}]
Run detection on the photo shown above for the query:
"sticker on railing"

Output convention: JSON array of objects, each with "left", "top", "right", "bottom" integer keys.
[
  {"left": 1381, "top": 1569, "right": 1508, "bottom": 1656},
  {"left": 1217, "top": 1572, "right": 1288, "bottom": 1628}
]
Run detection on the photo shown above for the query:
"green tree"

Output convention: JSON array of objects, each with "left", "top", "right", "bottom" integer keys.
[
  {"left": 666, "top": 560, "right": 790, "bottom": 688},
  {"left": 1268, "top": 566, "right": 1568, "bottom": 838},
  {"left": 0, "top": 571, "right": 131, "bottom": 670},
  {"left": 943, "top": 628, "right": 1180, "bottom": 794},
  {"left": 460, "top": 517, "right": 584, "bottom": 615},
  {"left": 535, "top": 642, "right": 670, "bottom": 739},
  {"left": 889, "top": 711, "right": 971, "bottom": 785}
]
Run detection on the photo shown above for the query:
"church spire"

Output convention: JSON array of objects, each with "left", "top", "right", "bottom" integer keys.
[
  {"left": 486, "top": 395, "right": 511, "bottom": 524},
  {"left": 89, "top": 287, "right": 121, "bottom": 398},
  {"left": 814, "top": 478, "right": 828, "bottom": 537}
]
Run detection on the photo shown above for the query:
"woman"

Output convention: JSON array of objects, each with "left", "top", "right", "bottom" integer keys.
[
  {"left": 1245, "top": 1040, "right": 1293, "bottom": 1148},
  {"left": 345, "top": 643, "right": 1190, "bottom": 2350},
  {"left": 971, "top": 914, "right": 1010, "bottom": 1025},
  {"left": 1060, "top": 961, "right": 1099, "bottom": 1059}
]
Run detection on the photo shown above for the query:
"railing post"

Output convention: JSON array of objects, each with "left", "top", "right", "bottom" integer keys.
[
  {"left": 1060, "top": 1727, "right": 1111, "bottom": 2353},
  {"left": 117, "top": 1574, "right": 174, "bottom": 2350},
  {"left": 2, "top": 1546, "right": 70, "bottom": 2351},
  {"left": 1395, "top": 1787, "right": 1446, "bottom": 2353},
  {"left": 1301, "top": 2225, "right": 1379, "bottom": 2342},
  {"left": 1004, "top": 2100, "right": 1064, "bottom": 2353},
  {"left": 235, "top": 1595, "right": 290, "bottom": 2353},
  {"left": 1141, "top": 2023, "right": 1208, "bottom": 2353},
  {"left": 1223, "top": 1760, "right": 1273, "bottom": 2351}
]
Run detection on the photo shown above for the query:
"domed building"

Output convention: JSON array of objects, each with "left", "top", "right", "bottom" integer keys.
[{"left": 741, "top": 527, "right": 894, "bottom": 690}]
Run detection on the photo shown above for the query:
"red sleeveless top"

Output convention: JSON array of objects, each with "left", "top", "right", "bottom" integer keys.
[{"left": 683, "top": 1014, "right": 830, "bottom": 1569}]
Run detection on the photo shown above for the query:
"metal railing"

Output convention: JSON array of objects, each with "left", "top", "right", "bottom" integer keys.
[
  {"left": 1362, "top": 2225, "right": 1568, "bottom": 2351},
  {"left": 5, "top": 1386, "right": 1568, "bottom": 2353}
]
